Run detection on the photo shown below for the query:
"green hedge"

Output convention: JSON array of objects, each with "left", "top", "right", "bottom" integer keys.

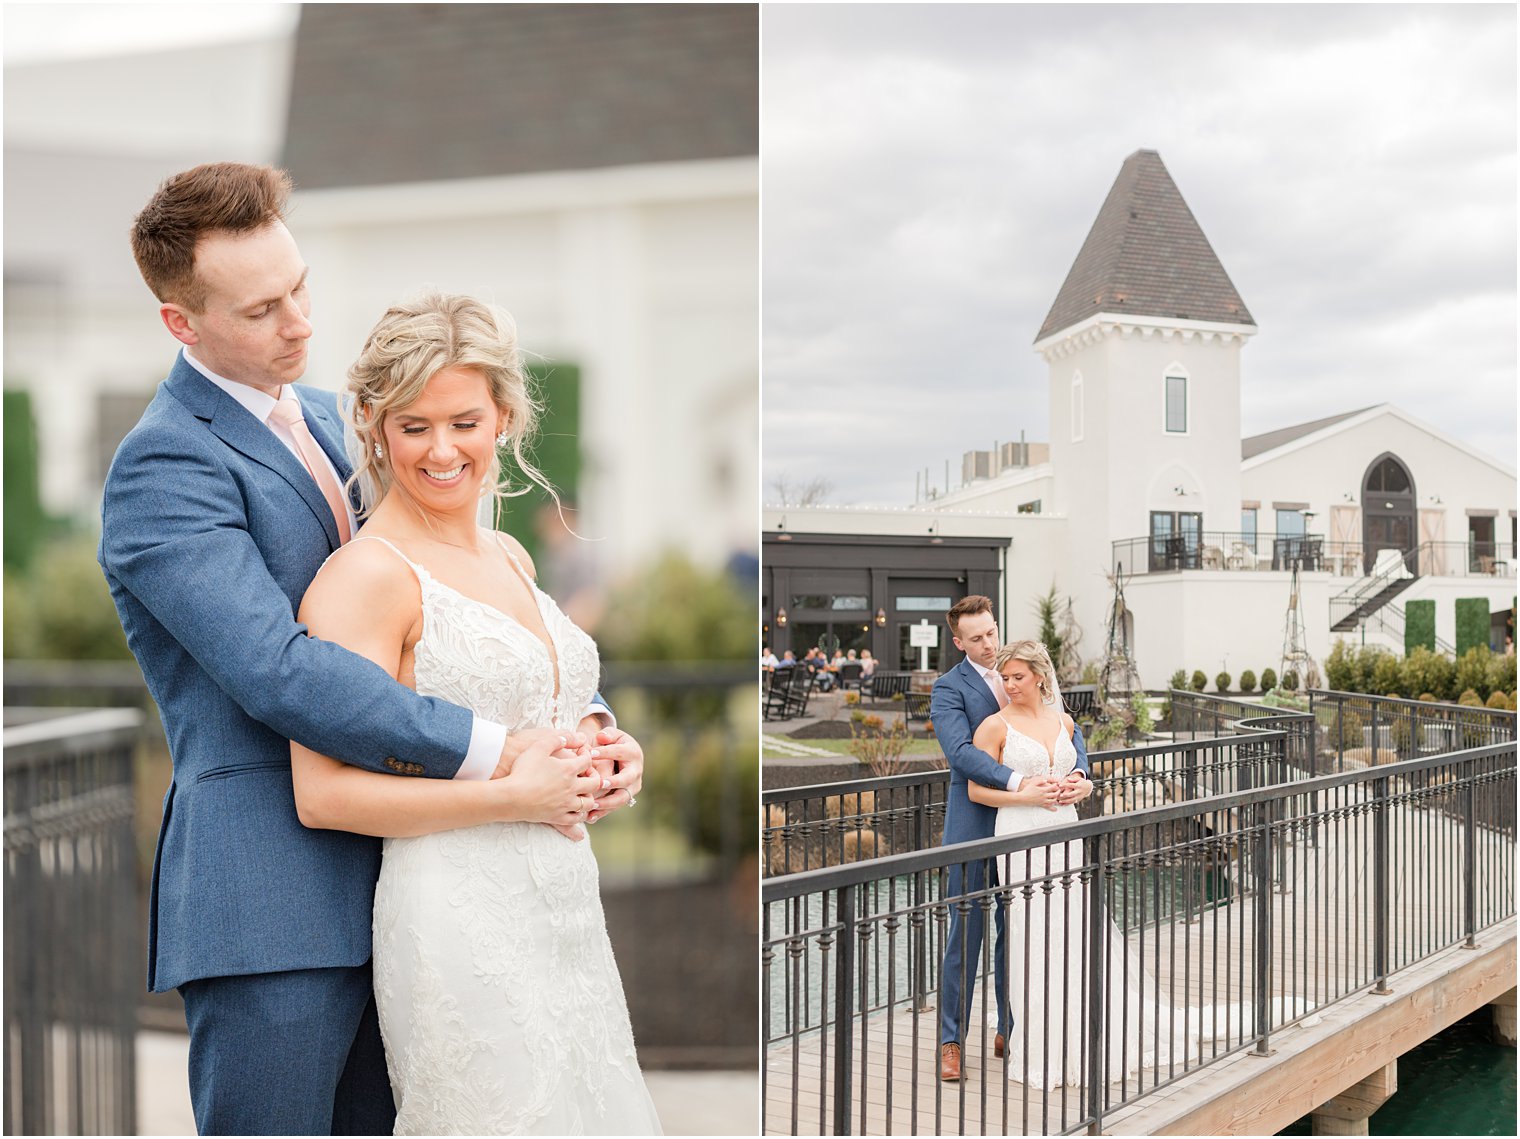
[
  {"left": 1454, "top": 598, "right": 1490, "bottom": 656},
  {"left": 1403, "top": 599, "right": 1435, "bottom": 654},
  {"left": 3, "top": 389, "right": 46, "bottom": 573}
]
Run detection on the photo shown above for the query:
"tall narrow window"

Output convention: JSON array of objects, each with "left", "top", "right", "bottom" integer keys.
[
  {"left": 1070, "top": 371, "right": 1084, "bottom": 442},
  {"left": 1165, "top": 373, "right": 1188, "bottom": 433}
]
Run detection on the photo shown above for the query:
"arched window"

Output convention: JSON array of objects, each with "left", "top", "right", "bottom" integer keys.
[
  {"left": 1163, "top": 363, "right": 1188, "bottom": 434},
  {"left": 1070, "top": 371, "right": 1084, "bottom": 442},
  {"left": 1365, "top": 457, "right": 1412, "bottom": 494}
]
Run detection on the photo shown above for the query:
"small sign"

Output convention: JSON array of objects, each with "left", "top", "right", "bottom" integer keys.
[{"left": 909, "top": 623, "right": 939, "bottom": 648}]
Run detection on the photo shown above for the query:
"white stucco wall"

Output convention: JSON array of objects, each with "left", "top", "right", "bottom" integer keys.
[
  {"left": 292, "top": 159, "right": 758, "bottom": 571},
  {"left": 1242, "top": 405, "right": 1517, "bottom": 554},
  {"left": 1042, "top": 316, "right": 1255, "bottom": 668},
  {"left": 1124, "top": 567, "right": 1516, "bottom": 689}
]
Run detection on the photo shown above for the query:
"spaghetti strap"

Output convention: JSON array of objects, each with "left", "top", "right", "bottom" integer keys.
[{"left": 346, "top": 534, "right": 429, "bottom": 583}]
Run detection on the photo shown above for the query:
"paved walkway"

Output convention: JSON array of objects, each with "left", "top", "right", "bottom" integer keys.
[{"left": 138, "top": 1031, "right": 757, "bottom": 1135}]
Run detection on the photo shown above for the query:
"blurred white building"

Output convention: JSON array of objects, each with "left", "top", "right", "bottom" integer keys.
[
  {"left": 4, "top": 4, "right": 758, "bottom": 572},
  {"left": 763, "top": 151, "right": 1515, "bottom": 684}
]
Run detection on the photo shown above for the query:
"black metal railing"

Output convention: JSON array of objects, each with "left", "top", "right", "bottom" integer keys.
[
  {"left": 3, "top": 660, "right": 760, "bottom": 1071},
  {"left": 1112, "top": 534, "right": 1517, "bottom": 580},
  {"left": 761, "top": 742, "right": 1516, "bottom": 1135},
  {"left": 4, "top": 708, "right": 144, "bottom": 1137},
  {"left": 762, "top": 733, "right": 1299, "bottom": 878}
]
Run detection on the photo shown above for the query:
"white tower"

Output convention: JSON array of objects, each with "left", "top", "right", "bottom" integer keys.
[{"left": 1034, "top": 150, "right": 1258, "bottom": 660}]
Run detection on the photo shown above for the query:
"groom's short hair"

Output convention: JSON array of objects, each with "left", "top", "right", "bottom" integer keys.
[
  {"left": 946, "top": 594, "right": 993, "bottom": 634},
  {"left": 131, "top": 162, "right": 293, "bottom": 312}
]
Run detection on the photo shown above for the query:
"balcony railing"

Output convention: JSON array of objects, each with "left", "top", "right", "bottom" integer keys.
[
  {"left": 1112, "top": 534, "right": 1517, "bottom": 580},
  {"left": 4, "top": 708, "right": 144, "bottom": 1137},
  {"left": 762, "top": 737, "right": 1517, "bottom": 1135}
]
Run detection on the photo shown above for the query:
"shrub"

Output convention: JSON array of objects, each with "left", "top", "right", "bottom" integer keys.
[
  {"left": 1081, "top": 661, "right": 1101, "bottom": 685},
  {"left": 1238, "top": 669, "right": 1257, "bottom": 694},
  {"left": 1485, "top": 690, "right": 1510, "bottom": 710},
  {"left": 1401, "top": 647, "right": 1455, "bottom": 703},
  {"left": 1168, "top": 669, "right": 1188, "bottom": 692},
  {"left": 1282, "top": 669, "right": 1300, "bottom": 691},
  {"left": 1369, "top": 653, "right": 1402, "bottom": 698},
  {"left": 1190, "top": 670, "right": 1207, "bottom": 692},
  {"left": 1486, "top": 651, "right": 1517, "bottom": 699},
  {"left": 1458, "top": 688, "right": 1484, "bottom": 707},
  {"left": 1454, "top": 647, "right": 1493, "bottom": 701},
  {"left": 848, "top": 716, "right": 913, "bottom": 777},
  {"left": 3, "top": 535, "right": 132, "bottom": 662},
  {"left": 1419, "top": 693, "right": 1437, "bottom": 702},
  {"left": 1325, "top": 640, "right": 1356, "bottom": 692},
  {"left": 1404, "top": 598, "right": 1436, "bottom": 654},
  {"left": 1131, "top": 693, "right": 1154, "bottom": 736},
  {"left": 849, "top": 709, "right": 866, "bottom": 724},
  {"left": 843, "top": 691, "right": 860, "bottom": 706},
  {"left": 1215, "top": 671, "right": 1231, "bottom": 693},
  {"left": 1327, "top": 708, "right": 1364, "bottom": 752},
  {"left": 1260, "top": 667, "right": 1277, "bottom": 692}
]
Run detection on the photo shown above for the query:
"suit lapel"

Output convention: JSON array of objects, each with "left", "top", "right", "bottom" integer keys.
[
  {"left": 956, "top": 658, "right": 999, "bottom": 723},
  {"left": 165, "top": 360, "right": 342, "bottom": 549}
]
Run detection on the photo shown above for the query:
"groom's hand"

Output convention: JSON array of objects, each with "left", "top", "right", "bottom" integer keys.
[
  {"left": 586, "top": 726, "right": 644, "bottom": 822},
  {"left": 1056, "top": 772, "right": 1092, "bottom": 806},
  {"left": 492, "top": 728, "right": 589, "bottom": 781}
]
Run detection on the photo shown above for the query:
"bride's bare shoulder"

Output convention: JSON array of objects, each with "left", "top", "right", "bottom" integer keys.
[
  {"left": 973, "top": 710, "right": 1006, "bottom": 751},
  {"left": 300, "top": 535, "right": 420, "bottom": 626},
  {"left": 488, "top": 528, "right": 538, "bottom": 580}
]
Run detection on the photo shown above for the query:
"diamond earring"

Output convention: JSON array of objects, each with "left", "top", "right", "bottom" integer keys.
[
  {"left": 495, "top": 430, "right": 509, "bottom": 448},
  {"left": 373, "top": 442, "right": 383, "bottom": 459}
]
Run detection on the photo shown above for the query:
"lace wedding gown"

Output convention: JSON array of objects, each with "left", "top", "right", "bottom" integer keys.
[
  {"left": 993, "top": 717, "right": 1198, "bottom": 1090},
  {"left": 364, "top": 536, "right": 662, "bottom": 1135}
]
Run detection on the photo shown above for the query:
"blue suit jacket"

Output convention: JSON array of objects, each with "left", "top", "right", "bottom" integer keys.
[
  {"left": 100, "top": 355, "right": 479, "bottom": 992},
  {"left": 931, "top": 658, "right": 1090, "bottom": 848}
]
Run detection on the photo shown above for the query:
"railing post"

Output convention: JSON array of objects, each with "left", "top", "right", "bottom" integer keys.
[
  {"left": 1372, "top": 776, "right": 1392, "bottom": 995},
  {"left": 1463, "top": 764, "right": 1478, "bottom": 950},
  {"left": 1085, "top": 833, "right": 1106, "bottom": 1133},
  {"left": 834, "top": 884, "right": 856, "bottom": 1135},
  {"left": 1370, "top": 702, "right": 1380, "bottom": 765},
  {"left": 1252, "top": 799, "right": 1274, "bottom": 1054},
  {"left": 912, "top": 783, "right": 929, "bottom": 1010}
]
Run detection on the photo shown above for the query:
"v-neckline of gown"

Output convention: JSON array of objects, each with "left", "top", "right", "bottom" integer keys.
[{"left": 1001, "top": 713, "right": 1068, "bottom": 769}]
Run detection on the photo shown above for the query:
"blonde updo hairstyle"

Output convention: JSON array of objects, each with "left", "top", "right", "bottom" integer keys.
[
  {"left": 343, "top": 292, "right": 551, "bottom": 517},
  {"left": 994, "top": 640, "right": 1060, "bottom": 706}
]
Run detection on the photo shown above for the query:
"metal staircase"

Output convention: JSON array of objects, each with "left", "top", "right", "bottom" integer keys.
[{"left": 1329, "top": 546, "right": 1419, "bottom": 632}]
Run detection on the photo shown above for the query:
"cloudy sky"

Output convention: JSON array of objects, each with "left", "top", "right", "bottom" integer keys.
[{"left": 762, "top": 3, "right": 1517, "bottom": 506}]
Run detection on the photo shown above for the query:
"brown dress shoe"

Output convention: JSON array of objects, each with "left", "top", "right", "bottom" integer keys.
[
  {"left": 994, "top": 1032, "right": 1006, "bottom": 1058},
  {"left": 939, "top": 1042, "right": 962, "bottom": 1081}
]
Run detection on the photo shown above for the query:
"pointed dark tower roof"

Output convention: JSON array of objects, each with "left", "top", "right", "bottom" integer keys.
[{"left": 1035, "top": 150, "right": 1254, "bottom": 343}]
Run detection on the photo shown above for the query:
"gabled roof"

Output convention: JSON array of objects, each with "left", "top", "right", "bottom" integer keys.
[
  {"left": 1036, "top": 149, "right": 1254, "bottom": 342},
  {"left": 1241, "top": 407, "right": 1375, "bottom": 459},
  {"left": 281, "top": 4, "right": 757, "bottom": 190},
  {"left": 1241, "top": 403, "right": 1516, "bottom": 479}
]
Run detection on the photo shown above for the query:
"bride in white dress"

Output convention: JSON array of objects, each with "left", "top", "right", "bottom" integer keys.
[
  {"left": 966, "top": 640, "right": 1198, "bottom": 1091},
  {"left": 288, "top": 293, "right": 662, "bottom": 1134}
]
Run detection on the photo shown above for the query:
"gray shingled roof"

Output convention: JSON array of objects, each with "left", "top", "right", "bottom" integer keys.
[
  {"left": 1241, "top": 407, "right": 1376, "bottom": 460},
  {"left": 282, "top": 4, "right": 757, "bottom": 190},
  {"left": 1035, "top": 149, "right": 1254, "bottom": 343}
]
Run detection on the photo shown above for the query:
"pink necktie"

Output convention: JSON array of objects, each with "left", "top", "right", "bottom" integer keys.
[
  {"left": 986, "top": 670, "right": 1010, "bottom": 708},
  {"left": 267, "top": 397, "right": 353, "bottom": 545}
]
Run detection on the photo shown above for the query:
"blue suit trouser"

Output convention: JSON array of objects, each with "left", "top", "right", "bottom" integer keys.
[
  {"left": 939, "top": 856, "right": 1009, "bottom": 1045},
  {"left": 180, "top": 963, "right": 393, "bottom": 1136}
]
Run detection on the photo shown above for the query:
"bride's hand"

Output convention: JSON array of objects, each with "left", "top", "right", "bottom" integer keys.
[
  {"left": 492, "top": 728, "right": 590, "bottom": 780},
  {"left": 496, "top": 739, "right": 605, "bottom": 839},
  {"left": 1018, "top": 775, "right": 1062, "bottom": 811},
  {"left": 585, "top": 727, "right": 644, "bottom": 823}
]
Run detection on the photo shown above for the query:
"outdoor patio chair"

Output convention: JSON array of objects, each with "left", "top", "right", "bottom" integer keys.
[
  {"left": 1227, "top": 540, "right": 1259, "bottom": 570},
  {"left": 782, "top": 668, "right": 815, "bottom": 719},
  {"left": 762, "top": 670, "right": 792, "bottom": 721}
]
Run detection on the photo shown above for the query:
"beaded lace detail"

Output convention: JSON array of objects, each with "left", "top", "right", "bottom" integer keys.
[{"left": 360, "top": 534, "right": 661, "bottom": 1135}]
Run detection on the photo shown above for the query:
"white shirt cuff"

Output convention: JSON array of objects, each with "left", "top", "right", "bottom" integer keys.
[
  {"left": 585, "top": 697, "right": 614, "bottom": 731},
  {"left": 455, "top": 717, "right": 507, "bottom": 781},
  {"left": 1005, "top": 770, "right": 1022, "bottom": 792}
]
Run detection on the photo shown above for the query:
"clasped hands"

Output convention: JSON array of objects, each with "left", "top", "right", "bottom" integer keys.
[
  {"left": 494, "top": 723, "right": 645, "bottom": 841},
  {"left": 1018, "top": 771, "right": 1092, "bottom": 811}
]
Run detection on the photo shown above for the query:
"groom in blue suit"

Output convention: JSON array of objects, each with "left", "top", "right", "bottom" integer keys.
[
  {"left": 930, "top": 595, "right": 1090, "bottom": 1081},
  {"left": 99, "top": 163, "right": 640, "bottom": 1134}
]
